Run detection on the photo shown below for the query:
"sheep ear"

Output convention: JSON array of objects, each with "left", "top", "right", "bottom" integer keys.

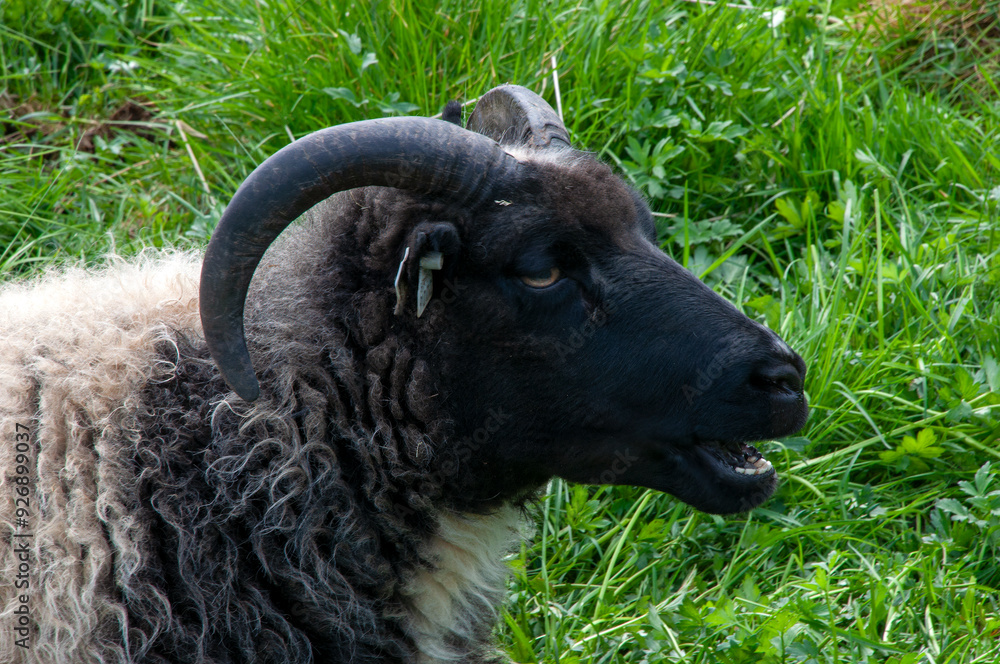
[{"left": 394, "top": 221, "right": 461, "bottom": 318}]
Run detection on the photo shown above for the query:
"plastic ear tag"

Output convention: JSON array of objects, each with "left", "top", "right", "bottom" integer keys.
[
  {"left": 393, "top": 246, "right": 410, "bottom": 316},
  {"left": 416, "top": 252, "right": 443, "bottom": 318}
]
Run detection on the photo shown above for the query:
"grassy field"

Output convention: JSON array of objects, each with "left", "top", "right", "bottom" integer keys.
[{"left": 3, "top": 0, "right": 1000, "bottom": 661}]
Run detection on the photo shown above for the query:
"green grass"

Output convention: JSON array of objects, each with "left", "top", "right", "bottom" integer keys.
[{"left": 3, "top": 0, "right": 999, "bottom": 661}]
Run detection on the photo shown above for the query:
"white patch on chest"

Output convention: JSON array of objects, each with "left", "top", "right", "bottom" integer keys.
[{"left": 400, "top": 504, "right": 526, "bottom": 663}]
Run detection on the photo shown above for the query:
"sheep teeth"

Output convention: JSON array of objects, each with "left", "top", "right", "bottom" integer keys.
[{"left": 734, "top": 456, "right": 773, "bottom": 475}]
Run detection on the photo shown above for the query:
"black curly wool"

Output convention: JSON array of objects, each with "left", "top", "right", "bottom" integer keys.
[
  {"left": 130, "top": 339, "right": 417, "bottom": 663},
  {"left": 125, "top": 190, "right": 499, "bottom": 663}
]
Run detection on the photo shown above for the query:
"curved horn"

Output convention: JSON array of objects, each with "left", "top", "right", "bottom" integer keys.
[
  {"left": 200, "top": 117, "right": 519, "bottom": 401},
  {"left": 466, "top": 84, "right": 570, "bottom": 149}
]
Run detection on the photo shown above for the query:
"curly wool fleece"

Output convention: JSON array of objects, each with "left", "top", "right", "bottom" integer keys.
[{"left": 0, "top": 247, "right": 524, "bottom": 664}]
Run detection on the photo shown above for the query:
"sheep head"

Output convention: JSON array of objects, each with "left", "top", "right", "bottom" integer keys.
[{"left": 201, "top": 86, "right": 807, "bottom": 515}]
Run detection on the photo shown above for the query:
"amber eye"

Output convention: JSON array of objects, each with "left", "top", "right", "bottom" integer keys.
[{"left": 519, "top": 267, "right": 562, "bottom": 289}]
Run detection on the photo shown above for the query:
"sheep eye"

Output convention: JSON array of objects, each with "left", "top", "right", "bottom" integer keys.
[{"left": 519, "top": 267, "right": 561, "bottom": 289}]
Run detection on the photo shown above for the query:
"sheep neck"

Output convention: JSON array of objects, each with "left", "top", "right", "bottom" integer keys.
[{"left": 399, "top": 503, "right": 526, "bottom": 663}]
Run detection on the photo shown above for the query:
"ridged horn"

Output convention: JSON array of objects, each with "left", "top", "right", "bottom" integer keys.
[
  {"left": 200, "top": 117, "right": 520, "bottom": 401},
  {"left": 466, "top": 84, "right": 571, "bottom": 149}
]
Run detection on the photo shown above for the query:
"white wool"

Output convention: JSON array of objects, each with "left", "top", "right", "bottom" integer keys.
[
  {"left": 0, "top": 251, "right": 203, "bottom": 663},
  {"left": 503, "top": 145, "right": 584, "bottom": 168},
  {"left": 400, "top": 504, "right": 526, "bottom": 663}
]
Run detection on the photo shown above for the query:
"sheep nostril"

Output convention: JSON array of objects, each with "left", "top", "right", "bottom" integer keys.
[{"left": 752, "top": 361, "right": 804, "bottom": 396}]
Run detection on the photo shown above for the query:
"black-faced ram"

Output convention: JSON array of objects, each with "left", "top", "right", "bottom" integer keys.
[{"left": 0, "top": 85, "right": 807, "bottom": 663}]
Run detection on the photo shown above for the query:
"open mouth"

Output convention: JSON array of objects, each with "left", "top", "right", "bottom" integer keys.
[
  {"left": 571, "top": 433, "right": 780, "bottom": 514},
  {"left": 699, "top": 440, "right": 775, "bottom": 477}
]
